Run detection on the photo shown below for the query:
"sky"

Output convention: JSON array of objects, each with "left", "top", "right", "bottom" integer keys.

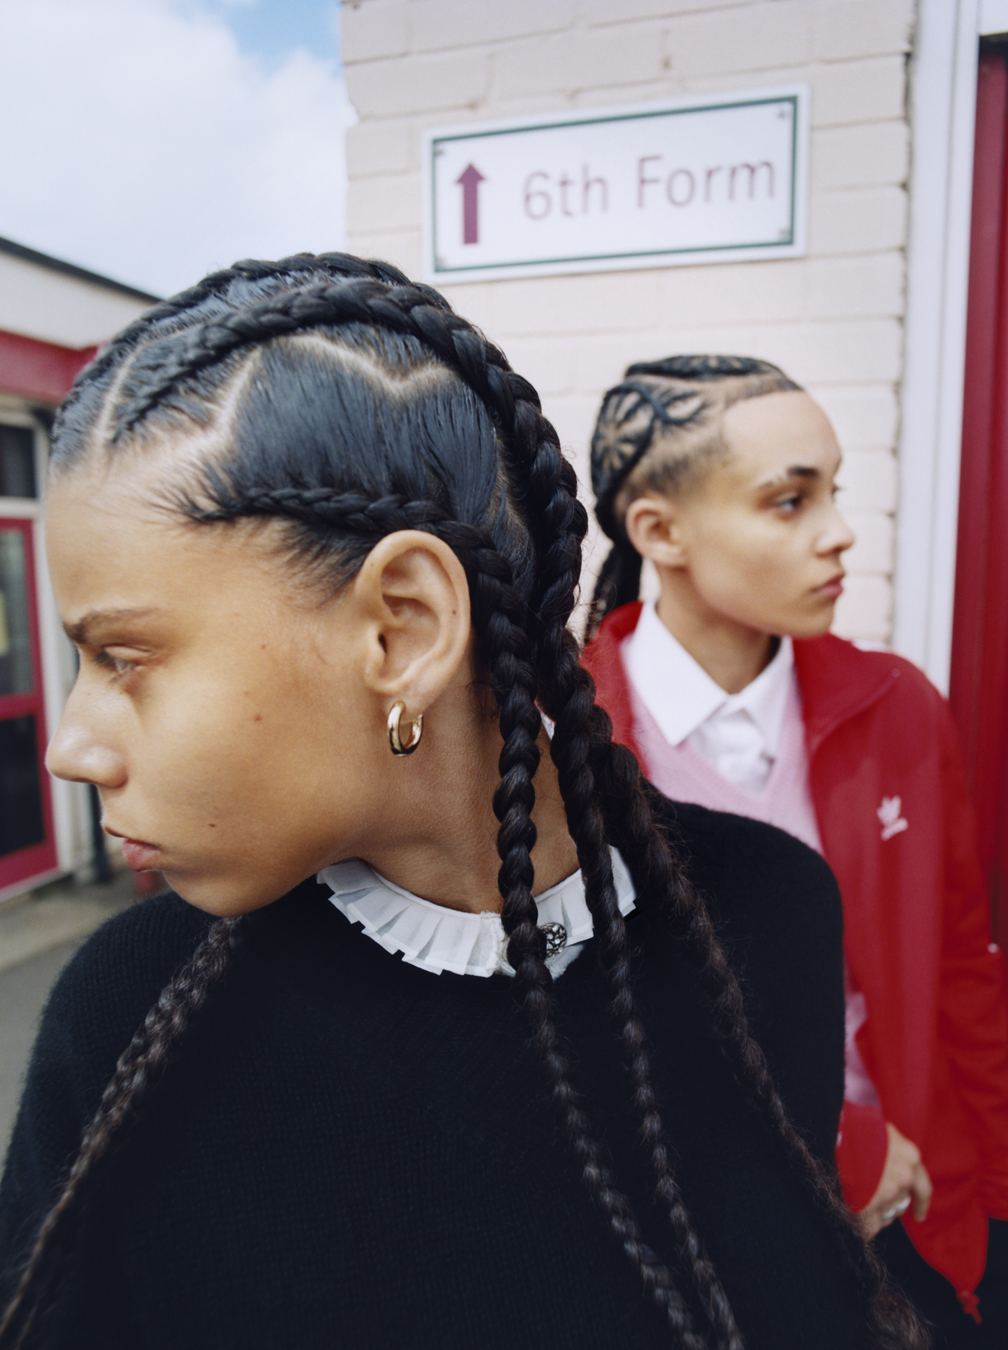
[{"left": 0, "top": 0, "right": 355, "bottom": 297}]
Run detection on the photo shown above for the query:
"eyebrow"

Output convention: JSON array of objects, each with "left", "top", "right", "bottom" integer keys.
[
  {"left": 63, "top": 607, "right": 162, "bottom": 645},
  {"left": 757, "top": 465, "right": 822, "bottom": 489}
]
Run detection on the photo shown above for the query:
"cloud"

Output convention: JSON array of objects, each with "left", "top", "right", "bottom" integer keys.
[{"left": 0, "top": 0, "right": 355, "bottom": 297}]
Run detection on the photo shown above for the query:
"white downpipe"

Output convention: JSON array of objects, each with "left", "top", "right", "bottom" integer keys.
[{"left": 893, "top": 0, "right": 979, "bottom": 692}]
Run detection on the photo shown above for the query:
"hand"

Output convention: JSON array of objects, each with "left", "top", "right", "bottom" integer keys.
[{"left": 859, "top": 1123, "right": 933, "bottom": 1239}]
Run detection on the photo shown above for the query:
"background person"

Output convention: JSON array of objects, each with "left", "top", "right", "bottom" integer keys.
[
  {"left": 0, "top": 264, "right": 921, "bottom": 1349},
  {"left": 581, "top": 354, "right": 1008, "bottom": 1348}
]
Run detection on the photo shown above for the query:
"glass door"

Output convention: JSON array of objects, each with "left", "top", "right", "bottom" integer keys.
[{"left": 0, "top": 518, "right": 56, "bottom": 890}]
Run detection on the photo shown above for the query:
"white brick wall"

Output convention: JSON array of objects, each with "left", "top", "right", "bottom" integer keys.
[{"left": 341, "top": 0, "right": 915, "bottom": 642}]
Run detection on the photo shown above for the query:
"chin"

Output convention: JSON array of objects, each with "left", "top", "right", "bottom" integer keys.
[
  {"left": 164, "top": 871, "right": 280, "bottom": 918},
  {"left": 787, "top": 608, "right": 837, "bottom": 639}
]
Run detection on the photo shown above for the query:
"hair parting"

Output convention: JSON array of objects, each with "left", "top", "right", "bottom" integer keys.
[{"left": 4, "top": 258, "right": 928, "bottom": 1348}]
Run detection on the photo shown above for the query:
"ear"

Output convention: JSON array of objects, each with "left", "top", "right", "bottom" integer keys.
[
  {"left": 623, "top": 494, "right": 689, "bottom": 569},
  {"left": 349, "top": 530, "right": 472, "bottom": 717}
]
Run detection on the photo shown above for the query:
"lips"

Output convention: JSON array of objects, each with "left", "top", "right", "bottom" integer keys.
[
  {"left": 120, "top": 840, "right": 162, "bottom": 872},
  {"left": 105, "top": 827, "right": 162, "bottom": 872},
  {"left": 816, "top": 575, "right": 844, "bottom": 599}
]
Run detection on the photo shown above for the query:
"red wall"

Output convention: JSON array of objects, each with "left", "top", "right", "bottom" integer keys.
[{"left": 0, "top": 329, "right": 96, "bottom": 404}]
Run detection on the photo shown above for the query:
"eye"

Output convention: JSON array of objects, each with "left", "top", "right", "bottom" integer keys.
[
  {"left": 93, "top": 649, "right": 137, "bottom": 678},
  {"left": 774, "top": 493, "right": 803, "bottom": 513}
]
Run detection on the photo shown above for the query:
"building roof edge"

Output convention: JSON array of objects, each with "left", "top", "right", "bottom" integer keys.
[{"left": 0, "top": 235, "right": 160, "bottom": 304}]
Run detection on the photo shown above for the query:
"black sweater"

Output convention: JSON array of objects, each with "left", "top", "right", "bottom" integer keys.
[{"left": 0, "top": 801, "right": 861, "bottom": 1348}]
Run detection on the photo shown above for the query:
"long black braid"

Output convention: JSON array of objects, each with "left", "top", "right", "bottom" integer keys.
[{"left": 1, "top": 258, "right": 925, "bottom": 1349}]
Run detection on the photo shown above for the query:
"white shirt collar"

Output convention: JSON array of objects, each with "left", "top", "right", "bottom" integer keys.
[
  {"left": 317, "top": 848, "right": 636, "bottom": 979},
  {"left": 623, "top": 601, "right": 794, "bottom": 755}
]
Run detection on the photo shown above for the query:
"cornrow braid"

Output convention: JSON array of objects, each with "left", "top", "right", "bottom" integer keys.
[
  {"left": 0, "top": 917, "right": 242, "bottom": 1350},
  {"left": 471, "top": 551, "right": 712, "bottom": 1347}
]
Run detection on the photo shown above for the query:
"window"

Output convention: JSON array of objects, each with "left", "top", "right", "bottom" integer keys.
[{"left": 0, "top": 425, "right": 37, "bottom": 499}]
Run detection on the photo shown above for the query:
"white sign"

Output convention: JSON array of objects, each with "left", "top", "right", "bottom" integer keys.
[{"left": 423, "top": 87, "right": 808, "bottom": 282}]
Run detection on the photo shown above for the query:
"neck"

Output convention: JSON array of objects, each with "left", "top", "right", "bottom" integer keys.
[
  {"left": 351, "top": 685, "right": 579, "bottom": 915},
  {"left": 655, "top": 585, "right": 775, "bottom": 694}
]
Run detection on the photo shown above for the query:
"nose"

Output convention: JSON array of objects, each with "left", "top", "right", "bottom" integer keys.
[
  {"left": 45, "top": 683, "right": 127, "bottom": 788},
  {"left": 817, "top": 500, "right": 856, "bottom": 557}
]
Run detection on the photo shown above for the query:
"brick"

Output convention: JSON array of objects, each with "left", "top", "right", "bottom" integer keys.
[
  {"left": 409, "top": 0, "right": 576, "bottom": 53},
  {"left": 583, "top": 0, "right": 753, "bottom": 24},
  {"left": 738, "top": 319, "right": 903, "bottom": 385},
  {"left": 438, "top": 280, "right": 500, "bottom": 337},
  {"left": 843, "top": 509, "right": 894, "bottom": 571},
  {"left": 490, "top": 26, "right": 665, "bottom": 101},
  {"left": 805, "top": 254, "right": 904, "bottom": 319},
  {"left": 812, "top": 0, "right": 914, "bottom": 62},
  {"left": 344, "top": 49, "right": 490, "bottom": 117},
  {"left": 538, "top": 393, "right": 605, "bottom": 461},
  {"left": 809, "top": 185, "right": 907, "bottom": 255},
  {"left": 347, "top": 226, "right": 423, "bottom": 277},
  {"left": 659, "top": 2, "right": 815, "bottom": 79},
  {"left": 831, "top": 572, "right": 892, "bottom": 642},
  {"left": 808, "top": 383, "right": 899, "bottom": 447},
  {"left": 341, "top": 1, "right": 409, "bottom": 63},
  {"left": 488, "top": 270, "right": 663, "bottom": 337},
  {"left": 835, "top": 448, "right": 898, "bottom": 512},
  {"left": 597, "top": 59, "right": 906, "bottom": 128},
  {"left": 812, "top": 55, "right": 906, "bottom": 127},
  {"left": 346, "top": 172, "right": 421, "bottom": 235},
  {"left": 660, "top": 258, "right": 808, "bottom": 326},
  {"left": 497, "top": 335, "right": 576, "bottom": 396},
  {"left": 812, "top": 121, "right": 909, "bottom": 190},
  {"left": 345, "top": 119, "right": 414, "bottom": 180},
  {"left": 570, "top": 328, "right": 687, "bottom": 392}
]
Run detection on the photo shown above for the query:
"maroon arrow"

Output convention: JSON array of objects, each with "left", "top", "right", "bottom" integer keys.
[{"left": 456, "top": 162, "right": 486, "bottom": 245}]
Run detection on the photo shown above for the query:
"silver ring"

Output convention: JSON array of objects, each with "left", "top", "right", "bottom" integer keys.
[{"left": 881, "top": 1195, "right": 912, "bottom": 1223}]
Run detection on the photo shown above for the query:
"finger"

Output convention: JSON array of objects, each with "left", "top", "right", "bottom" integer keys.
[
  {"left": 912, "top": 1166, "right": 933, "bottom": 1222},
  {"left": 880, "top": 1194, "right": 911, "bottom": 1225}
]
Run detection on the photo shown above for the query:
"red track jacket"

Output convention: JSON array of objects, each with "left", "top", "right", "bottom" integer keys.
[{"left": 583, "top": 602, "right": 1008, "bottom": 1308}]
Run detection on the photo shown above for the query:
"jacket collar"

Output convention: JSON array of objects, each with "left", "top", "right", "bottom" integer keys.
[
  {"left": 792, "top": 633, "right": 901, "bottom": 755},
  {"left": 586, "top": 604, "right": 900, "bottom": 760}
]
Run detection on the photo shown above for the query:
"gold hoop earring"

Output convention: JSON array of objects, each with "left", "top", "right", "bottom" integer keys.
[{"left": 387, "top": 702, "right": 423, "bottom": 756}]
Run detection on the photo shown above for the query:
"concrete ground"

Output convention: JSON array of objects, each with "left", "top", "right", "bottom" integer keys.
[{"left": 0, "top": 871, "right": 138, "bottom": 1162}]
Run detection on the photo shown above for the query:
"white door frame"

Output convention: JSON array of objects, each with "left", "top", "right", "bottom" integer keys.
[{"left": 893, "top": 0, "right": 1008, "bottom": 690}]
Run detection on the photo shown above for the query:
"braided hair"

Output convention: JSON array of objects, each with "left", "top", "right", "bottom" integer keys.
[
  {"left": 585, "top": 355, "right": 802, "bottom": 640},
  {"left": 2, "top": 261, "right": 924, "bottom": 1349}
]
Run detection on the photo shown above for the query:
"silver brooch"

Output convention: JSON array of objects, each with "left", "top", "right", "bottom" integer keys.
[{"left": 539, "top": 921, "right": 568, "bottom": 958}]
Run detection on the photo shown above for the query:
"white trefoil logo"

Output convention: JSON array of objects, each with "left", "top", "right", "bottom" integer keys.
[{"left": 877, "top": 796, "right": 909, "bottom": 841}]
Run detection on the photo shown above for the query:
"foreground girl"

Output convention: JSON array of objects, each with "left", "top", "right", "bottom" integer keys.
[
  {"left": 1, "top": 262, "right": 920, "bottom": 1349},
  {"left": 582, "top": 354, "right": 1008, "bottom": 1348}
]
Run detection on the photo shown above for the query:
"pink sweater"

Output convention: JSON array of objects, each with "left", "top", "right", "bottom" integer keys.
[{"left": 627, "top": 660, "right": 880, "bottom": 1113}]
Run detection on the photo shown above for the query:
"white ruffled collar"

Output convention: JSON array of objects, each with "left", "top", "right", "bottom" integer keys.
[{"left": 317, "top": 848, "right": 636, "bottom": 979}]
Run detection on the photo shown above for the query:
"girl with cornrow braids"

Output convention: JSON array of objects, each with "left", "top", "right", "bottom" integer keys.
[
  {"left": 1, "top": 258, "right": 921, "bottom": 1350},
  {"left": 583, "top": 355, "right": 1008, "bottom": 1348}
]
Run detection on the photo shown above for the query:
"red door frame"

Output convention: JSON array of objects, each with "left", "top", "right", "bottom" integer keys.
[
  {"left": 950, "top": 47, "right": 1008, "bottom": 942},
  {"left": 0, "top": 517, "right": 57, "bottom": 890},
  {"left": 0, "top": 330, "right": 95, "bottom": 892}
]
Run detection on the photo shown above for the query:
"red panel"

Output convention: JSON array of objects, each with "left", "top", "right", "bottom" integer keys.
[
  {"left": 951, "top": 49, "right": 1008, "bottom": 940},
  {"left": 0, "top": 328, "right": 96, "bottom": 404},
  {"left": 0, "top": 518, "right": 56, "bottom": 890}
]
